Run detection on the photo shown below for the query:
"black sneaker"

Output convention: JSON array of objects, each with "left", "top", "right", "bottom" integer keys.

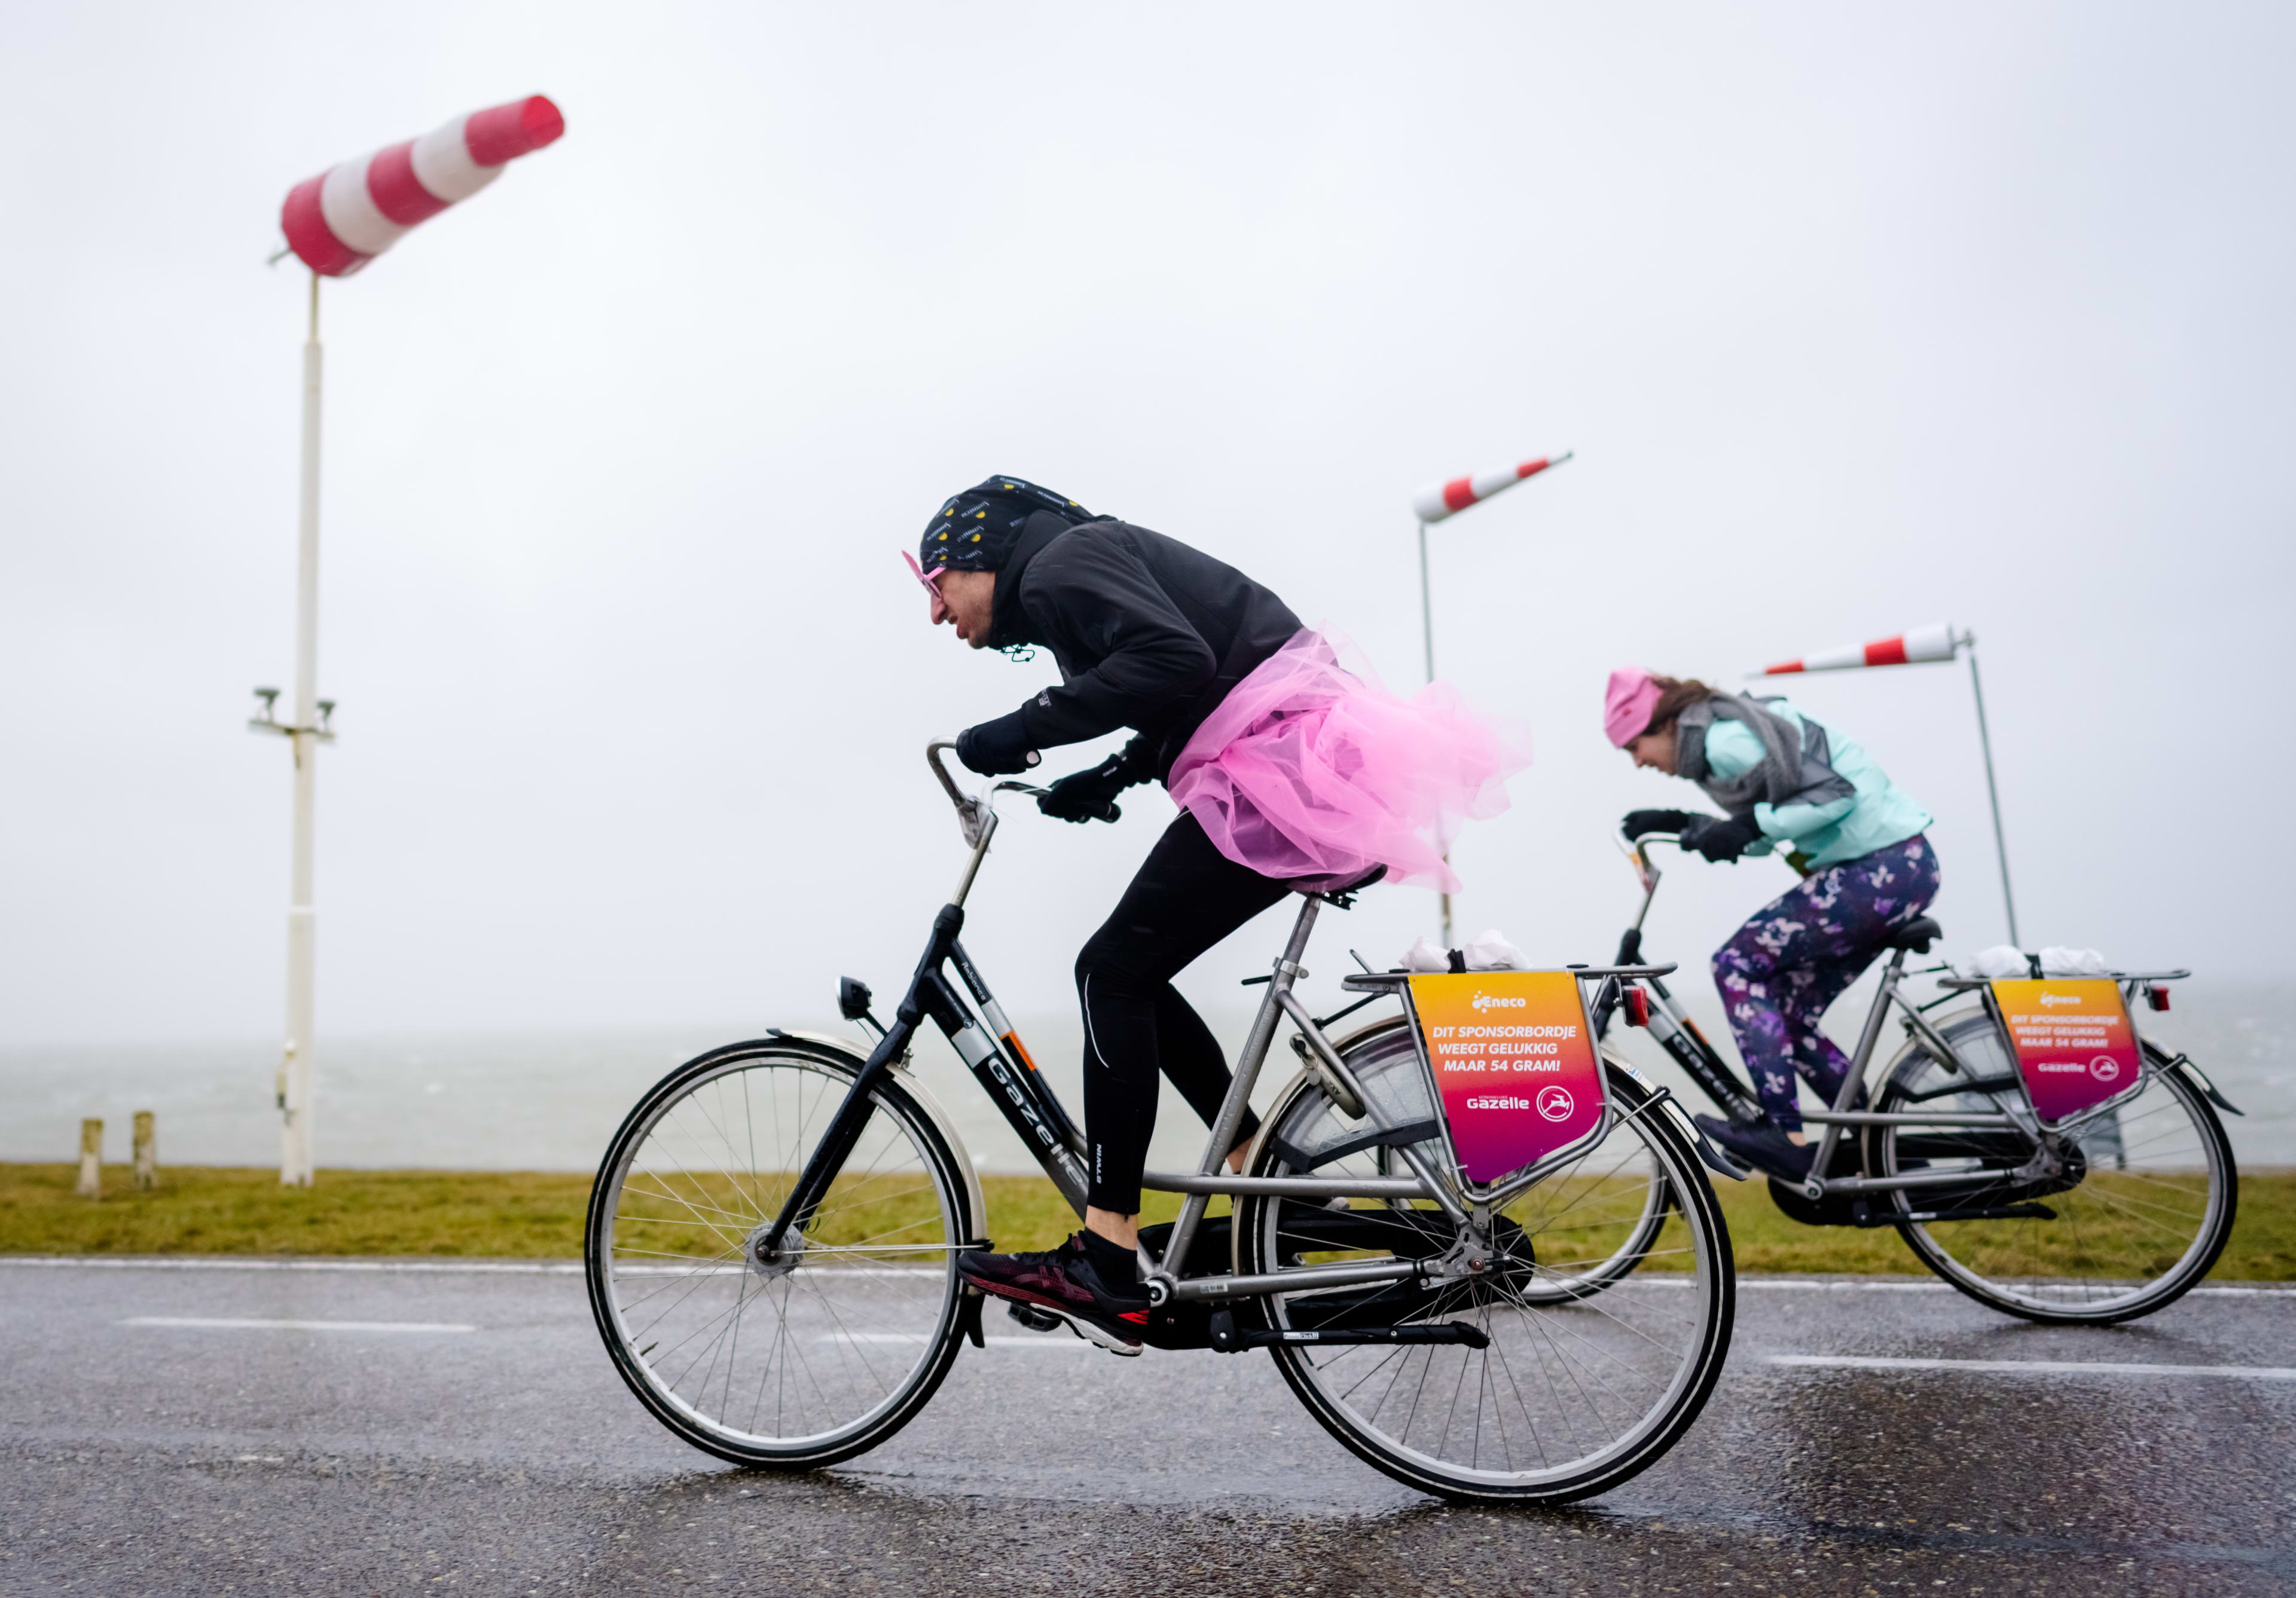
[
  {"left": 957, "top": 1232, "right": 1149, "bottom": 1355},
  {"left": 1694, "top": 1114, "right": 1815, "bottom": 1183}
]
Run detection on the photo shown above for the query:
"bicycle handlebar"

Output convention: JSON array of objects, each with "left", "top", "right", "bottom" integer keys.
[{"left": 926, "top": 740, "right": 1116, "bottom": 850}]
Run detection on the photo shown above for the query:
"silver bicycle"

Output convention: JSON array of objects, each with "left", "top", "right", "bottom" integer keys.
[
  {"left": 1595, "top": 832, "right": 2241, "bottom": 1324},
  {"left": 583, "top": 743, "right": 1741, "bottom": 1504}
]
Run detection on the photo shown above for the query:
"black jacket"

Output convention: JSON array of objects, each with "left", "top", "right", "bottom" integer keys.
[{"left": 985, "top": 514, "right": 1302, "bottom": 783}]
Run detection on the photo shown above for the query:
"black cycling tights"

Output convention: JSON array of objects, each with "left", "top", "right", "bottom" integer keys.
[{"left": 1077, "top": 809, "right": 1292, "bottom": 1215}]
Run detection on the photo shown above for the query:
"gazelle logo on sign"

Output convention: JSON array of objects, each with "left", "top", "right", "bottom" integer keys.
[
  {"left": 1409, "top": 971, "right": 1604, "bottom": 1183},
  {"left": 1990, "top": 979, "right": 2142, "bottom": 1124}
]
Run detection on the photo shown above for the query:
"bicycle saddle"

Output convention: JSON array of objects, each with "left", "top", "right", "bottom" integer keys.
[
  {"left": 1881, "top": 915, "right": 1943, "bottom": 954},
  {"left": 1306, "top": 864, "right": 1387, "bottom": 902}
]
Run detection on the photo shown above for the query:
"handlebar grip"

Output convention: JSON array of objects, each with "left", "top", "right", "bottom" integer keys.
[{"left": 1092, "top": 800, "right": 1120, "bottom": 824}]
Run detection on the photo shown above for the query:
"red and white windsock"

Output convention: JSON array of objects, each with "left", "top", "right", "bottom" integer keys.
[
  {"left": 1760, "top": 623, "right": 1962, "bottom": 675},
  {"left": 1412, "top": 451, "right": 1573, "bottom": 524},
  {"left": 280, "top": 96, "right": 566, "bottom": 278}
]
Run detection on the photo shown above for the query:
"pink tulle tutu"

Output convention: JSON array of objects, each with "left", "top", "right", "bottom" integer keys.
[{"left": 1167, "top": 630, "right": 1529, "bottom": 893}]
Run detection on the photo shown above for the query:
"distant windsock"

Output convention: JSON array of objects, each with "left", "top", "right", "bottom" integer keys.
[
  {"left": 1412, "top": 452, "right": 1573, "bottom": 524},
  {"left": 1760, "top": 624, "right": 1962, "bottom": 675},
  {"left": 280, "top": 96, "right": 566, "bottom": 278}
]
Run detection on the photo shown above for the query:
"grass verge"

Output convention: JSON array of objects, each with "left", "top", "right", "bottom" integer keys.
[{"left": 4, "top": 1163, "right": 2291, "bottom": 1279}]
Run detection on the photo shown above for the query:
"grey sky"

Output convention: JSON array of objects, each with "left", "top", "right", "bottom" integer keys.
[{"left": 4, "top": 2, "right": 2291, "bottom": 1051}]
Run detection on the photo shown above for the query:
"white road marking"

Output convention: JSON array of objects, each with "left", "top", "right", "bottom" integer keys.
[
  {"left": 1770, "top": 1354, "right": 2296, "bottom": 1380},
  {"left": 16, "top": 1257, "right": 585, "bottom": 1275},
  {"left": 2, "top": 1257, "right": 942, "bottom": 1278},
  {"left": 120, "top": 1316, "right": 477, "bottom": 1334}
]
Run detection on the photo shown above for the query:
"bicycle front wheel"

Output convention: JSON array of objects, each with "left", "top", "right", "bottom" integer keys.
[
  {"left": 1241, "top": 1046, "right": 1734, "bottom": 1505},
  {"left": 1872, "top": 1013, "right": 2237, "bottom": 1324},
  {"left": 585, "top": 1037, "right": 973, "bottom": 1468}
]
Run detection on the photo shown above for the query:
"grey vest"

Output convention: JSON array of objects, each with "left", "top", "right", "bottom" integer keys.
[{"left": 1675, "top": 695, "right": 1855, "bottom": 820}]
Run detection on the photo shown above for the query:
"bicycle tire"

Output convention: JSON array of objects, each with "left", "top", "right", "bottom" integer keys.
[
  {"left": 585, "top": 1036, "right": 973, "bottom": 1468},
  {"left": 1870, "top": 1015, "right": 2237, "bottom": 1325},
  {"left": 1239, "top": 1052, "right": 1734, "bottom": 1504}
]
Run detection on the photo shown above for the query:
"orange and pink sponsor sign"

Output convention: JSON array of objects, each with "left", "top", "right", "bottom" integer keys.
[
  {"left": 1407, "top": 971, "right": 1605, "bottom": 1184},
  {"left": 1990, "top": 979, "right": 2144, "bottom": 1123}
]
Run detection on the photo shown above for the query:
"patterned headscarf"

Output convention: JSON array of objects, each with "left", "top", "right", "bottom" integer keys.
[{"left": 918, "top": 475, "right": 1097, "bottom": 574}]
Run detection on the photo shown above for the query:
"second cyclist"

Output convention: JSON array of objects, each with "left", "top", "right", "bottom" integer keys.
[{"left": 1606, "top": 668, "right": 1940, "bottom": 1181}]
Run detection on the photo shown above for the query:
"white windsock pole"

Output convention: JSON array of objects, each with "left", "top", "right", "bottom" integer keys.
[
  {"left": 1406, "top": 450, "right": 1571, "bottom": 944},
  {"left": 251, "top": 96, "right": 566, "bottom": 1187},
  {"left": 1754, "top": 624, "right": 2019, "bottom": 946},
  {"left": 284, "top": 277, "right": 323, "bottom": 1185}
]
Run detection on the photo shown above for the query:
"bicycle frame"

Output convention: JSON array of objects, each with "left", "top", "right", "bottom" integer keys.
[{"left": 755, "top": 745, "right": 1709, "bottom": 1312}]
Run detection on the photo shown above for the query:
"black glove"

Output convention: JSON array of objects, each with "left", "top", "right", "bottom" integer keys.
[
  {"left": 1622, "top": 808, "right": 1694, "bottom": 840},
  {"left": 1038, "top": 760, "right": 1127, "bottom": 823},
  {"left": 1678, "top": 813, "right": 1763, "bottom": 863},
  {"left": 1037, "top": 740, "right": 1153, "bottom": 823},
  {"left": 955, "top": 711, "right": 1036, "bottom": 777}
]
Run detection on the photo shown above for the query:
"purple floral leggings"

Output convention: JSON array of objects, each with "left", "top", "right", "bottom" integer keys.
[{"left": 1712, "top": 833, "right": 1941, "bottom": 1130}]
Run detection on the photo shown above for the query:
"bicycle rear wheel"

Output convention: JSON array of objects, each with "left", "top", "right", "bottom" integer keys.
[
  {"left": 1240, "top": 1042, "right": 1733, "bottom": 1505},
  {"left": 585, "top": 1037, "right": 973, "bottom": 1467},
  {"left": 1871, "top": 1013, "right": 2236, "bottom": 1324}
]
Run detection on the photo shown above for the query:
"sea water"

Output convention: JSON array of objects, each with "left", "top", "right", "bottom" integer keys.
[{"left": 4, "top": 982, "right": 2290, "bottom": 1175}]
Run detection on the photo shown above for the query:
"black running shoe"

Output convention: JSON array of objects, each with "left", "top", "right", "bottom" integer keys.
[
  {"left": 957, "top": 1232, "right": 1149, "bottom": 1355},
  {"left": 1695, "top": 1114, "right": 1815, "bottom": 1183}
]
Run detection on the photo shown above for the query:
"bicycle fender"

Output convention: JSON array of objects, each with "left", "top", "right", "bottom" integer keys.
[
  {"left": 2158, "top": 1047, "right": 2243, "bottom": 1117},
  {"left": 766, "top": 1028, "right": 989, "bottom": 1242}
]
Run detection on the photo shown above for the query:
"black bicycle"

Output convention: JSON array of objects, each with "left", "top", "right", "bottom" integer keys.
[
  {"left": 583, "top": 743, "right": 1741, "bottom": 1504},
  {"left": 1590, "top": 832, "right": 2241, "bottom": 1324}
]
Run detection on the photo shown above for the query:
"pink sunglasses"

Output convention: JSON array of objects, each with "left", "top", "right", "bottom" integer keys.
[{"left": 902, "top": 550, "right": 950, "bottom": 622}]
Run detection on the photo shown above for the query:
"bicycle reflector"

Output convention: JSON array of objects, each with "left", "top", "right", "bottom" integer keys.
[
  {"left": 1625, "top": 987, "right": 1651, "bottom": 1027},
  {"left": 2147, "top": 985, "right": 2171, "bottom": 1012}
]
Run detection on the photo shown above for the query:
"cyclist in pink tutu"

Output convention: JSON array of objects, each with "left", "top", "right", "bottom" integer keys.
[{"left": 914, "top": 475, "right": 1525, "bottom": 1352}]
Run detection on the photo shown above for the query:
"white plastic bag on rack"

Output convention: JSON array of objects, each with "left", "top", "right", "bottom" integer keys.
[
  {"left": 1399, "top": 930, "right": 1526, "bottom": 973},
  {"left": 1953, "top": 945, "right": 2029, "bottom": 979},
  {"left": 1952, "top": 945, "right": 2111, "bottom": 979}
]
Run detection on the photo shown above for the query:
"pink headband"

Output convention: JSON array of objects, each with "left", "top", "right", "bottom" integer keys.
[{"left": 1604, "top": 667, "right": 1662, "bottom": 748}]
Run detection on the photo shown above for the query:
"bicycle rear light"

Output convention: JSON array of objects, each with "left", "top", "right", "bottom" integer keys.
[
  {"left": 1625, "top": 987, "right": 1651, "bottom": 1027},
  {"left": 2147, "top": 984, "right": 2170, "bottom": 1012}
]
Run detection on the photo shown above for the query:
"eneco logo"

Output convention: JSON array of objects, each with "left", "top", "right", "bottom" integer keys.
[
  {"left": 1535, "top": 1085, "right": 1575, "bottom": 1122},
  {"left": 1471, "top": 992, "right": 1528, "bottom": 1011},
  {"left": 2039, "top": 994, "right": 2083, "bottom": 1007},
  {"left": 2089, "top": 1056, "right": 2121, "bottom": 1084}
]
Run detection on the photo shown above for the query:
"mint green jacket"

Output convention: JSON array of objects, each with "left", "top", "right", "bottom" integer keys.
[{"left": 1701, "top": 699, "right": 1931, "bottom": 868}]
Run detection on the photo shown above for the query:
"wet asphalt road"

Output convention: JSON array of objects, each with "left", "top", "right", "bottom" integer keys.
[{"left": 3, "top": 1258, "right": 2291, "bottom": 1596}]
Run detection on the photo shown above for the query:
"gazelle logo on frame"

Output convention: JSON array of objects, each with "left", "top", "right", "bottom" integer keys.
[
  {"left": 1535, "top": 1084, "right": 1576, "bottom": 1122},
  {"left": 2089, "top": 1055, "right": 2121, "bottom": 1083},
  {"left": 1471, "top": 992, "right": 1528, "bottom": 1010}
]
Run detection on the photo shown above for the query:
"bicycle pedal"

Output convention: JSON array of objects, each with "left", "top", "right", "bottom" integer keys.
[{"left": 1005, "top": 1301, "right": 1064, "bottom": 1334}]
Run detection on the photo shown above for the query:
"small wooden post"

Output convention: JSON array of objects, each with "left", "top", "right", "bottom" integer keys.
[
  {"left": 133, "top": 1111, "right": 157, "bottom": 1191},
  {"left": 77, "top": 1119, "right": 103, "bottom": 1200}
]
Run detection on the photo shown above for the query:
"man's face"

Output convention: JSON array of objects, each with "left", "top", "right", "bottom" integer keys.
[{"left": 931, "top": 567, "right": 998, "bottom": 648}]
